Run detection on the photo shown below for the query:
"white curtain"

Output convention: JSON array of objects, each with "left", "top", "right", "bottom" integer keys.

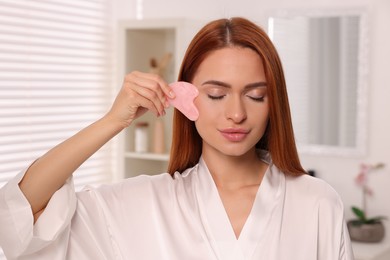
[{"left": 0, "top": 0, "right": 114, "bottom": 257}]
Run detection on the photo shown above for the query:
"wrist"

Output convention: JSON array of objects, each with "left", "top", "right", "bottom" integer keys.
[{"left": 100, "top": 113, "right": 130, "bottom": 134}]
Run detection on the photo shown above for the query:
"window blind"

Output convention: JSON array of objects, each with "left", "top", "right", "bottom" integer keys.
[
  {"left": 0, "top": 0, "right": 114, "bottom": 257},
  {"left": 269, "top": 17, "right": 311, "bottom": 144}
]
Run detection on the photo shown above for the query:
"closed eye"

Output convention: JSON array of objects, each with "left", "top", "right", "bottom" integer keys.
[
  {"left": 248, "top": 96, "right": 265, "bottom": 102},
  {"left": 208, "top": 94, "right": 225, "bottom": 100}
]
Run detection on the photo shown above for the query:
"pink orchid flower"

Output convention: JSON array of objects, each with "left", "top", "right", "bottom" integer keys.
[{"left": 354, "top": 162, "right": 384, "bottom": 215}]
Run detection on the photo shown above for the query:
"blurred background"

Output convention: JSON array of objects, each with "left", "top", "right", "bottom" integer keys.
[{"left": 0, "top": 0, "right": 389, "bottom": 259}]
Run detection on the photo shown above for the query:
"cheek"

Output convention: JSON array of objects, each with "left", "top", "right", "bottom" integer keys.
[
  {"left": 251, "top": 105, "right": 270, "bottom": 129},
  {"left": 194, "top": 96, "right": 207, "bottom": 112},
  {"left": 194, "top": 98, "right": 221, "bottom": 135},
  {"left": 260, "top": 106, "right": 270, "bottom": 121},
  {"left": 194, "top": 97, "right": 221, "bottom": 119}
]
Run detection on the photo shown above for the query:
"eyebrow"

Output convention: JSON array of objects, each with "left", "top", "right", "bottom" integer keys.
[{"left": 201, "top": 80, "right": 267, "bottom": 89}]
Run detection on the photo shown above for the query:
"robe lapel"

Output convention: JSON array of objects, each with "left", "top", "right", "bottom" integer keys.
[
  {"left": 238, "top": 162, "right": 285, "bottom": 259},
  {"left": 195, "top": 158, "right": 239, "bottom": 259},
  {"left": 195, "top": 154, "right": 285, "bottom": 260}
]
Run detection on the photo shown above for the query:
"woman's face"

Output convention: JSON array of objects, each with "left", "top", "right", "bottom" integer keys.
[{"left": 192, "top": 47, "right": 269, "bottom": 158}]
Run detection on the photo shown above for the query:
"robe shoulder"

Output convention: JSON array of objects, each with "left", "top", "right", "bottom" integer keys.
[{"left": 284, "top": 173, "right": 345, "bottom": 215}]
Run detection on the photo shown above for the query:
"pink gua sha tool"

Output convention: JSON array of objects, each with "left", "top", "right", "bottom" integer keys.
[{"left": 167, "top": 82, "right": 199, "bottom": 121}]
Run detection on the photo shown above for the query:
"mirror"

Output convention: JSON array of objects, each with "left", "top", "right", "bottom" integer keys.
[{"left": 268, "top": 10, "right": 369, "bottom": 156}]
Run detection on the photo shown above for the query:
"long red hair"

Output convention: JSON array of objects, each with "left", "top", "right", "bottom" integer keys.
[{"left": 167, "top": 17, "right": 305, "bottom": 176}]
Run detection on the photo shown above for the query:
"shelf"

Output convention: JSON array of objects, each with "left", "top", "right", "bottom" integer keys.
[
  {"left": 352, "top": 239, "right": 390, "bottom": 260},
  {"left": 114, "top": 18, "right": 203, "bottom": 180},
  {"left": 124, "top": 152, "right": 169, "bottom": 161}
]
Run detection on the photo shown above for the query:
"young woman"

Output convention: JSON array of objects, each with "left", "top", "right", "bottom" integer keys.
[{"left": 0, "top": 17, "right": 353, "bottom": 259}]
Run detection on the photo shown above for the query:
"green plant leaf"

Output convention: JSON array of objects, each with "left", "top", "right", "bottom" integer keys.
[
  {"left": 366, "top": 216, "right": 387, "bottom": 224},
  {"left": 350, "top": 219, "right": 365, "bottom": 226},
  {"left": 352, "top": 206, "right": 366, "bottom": 221}
]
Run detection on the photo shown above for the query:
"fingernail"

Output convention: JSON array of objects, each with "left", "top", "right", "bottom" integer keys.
[{"left": 169, "top": 91, "right": 175, "bottom": 98}]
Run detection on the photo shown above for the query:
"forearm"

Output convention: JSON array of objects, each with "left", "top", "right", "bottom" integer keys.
[
  {"left": 18, "top": 71, "right": 173, "bottom": 220},
  {"left": 19, "top": 114, "right": 125, "bottom": 216}
]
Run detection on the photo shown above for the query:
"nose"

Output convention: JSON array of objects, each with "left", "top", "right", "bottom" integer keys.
[{"left": 225, "top": 96, "right": 247, "bottom": 123}]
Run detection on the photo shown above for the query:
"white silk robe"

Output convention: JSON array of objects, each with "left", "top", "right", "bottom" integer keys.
[{"left": 0, "top": 153, "right": 354, "bottom": 260}]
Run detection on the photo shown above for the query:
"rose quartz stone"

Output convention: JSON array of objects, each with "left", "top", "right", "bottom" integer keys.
[{"left": 167, "top": 82, "right": 199, "bottom": 121}]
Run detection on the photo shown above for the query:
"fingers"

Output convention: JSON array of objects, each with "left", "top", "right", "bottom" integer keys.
[
  {"left": 124, "top": 71, "right": 175, "bottom": 117},
  {"left": 133, "top": 71, "right": 175, "bottom": 100},
  {"left": 127, "top": 81, "right": 165, "bottom": 116}
]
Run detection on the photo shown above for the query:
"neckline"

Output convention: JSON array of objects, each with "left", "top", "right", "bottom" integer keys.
[{"left": 195, "top": 155, "right": 283, "bottom": 259}]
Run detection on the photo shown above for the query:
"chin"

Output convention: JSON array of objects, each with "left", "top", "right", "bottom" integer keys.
[
  {"left": 202, "top": 138, "right": 258, "bottom": 158},
  {"left": 218, "top": 145, "right": 256, "bottom": 158}
]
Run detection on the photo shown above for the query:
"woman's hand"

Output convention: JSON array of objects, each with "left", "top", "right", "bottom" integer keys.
[
  {"left": 106, "top": 71, "right": 175, "bottom": 128},
  {"left": 18, "top": 71, "right": 175, "bottom": 221}
]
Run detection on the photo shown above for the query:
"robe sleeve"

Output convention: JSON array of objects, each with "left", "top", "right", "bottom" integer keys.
[
  {"left": 0, "top": 170, "right": 76, "bottom": 260},
  {"left": 317, "top": 187, "right": 354, "bottom": 260}
]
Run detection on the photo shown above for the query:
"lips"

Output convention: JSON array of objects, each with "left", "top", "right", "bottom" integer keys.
[{"left": 219, "top": 128, "right": 250, "bottom": 142}]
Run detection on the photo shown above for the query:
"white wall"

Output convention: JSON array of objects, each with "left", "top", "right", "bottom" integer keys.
[{"left": 114, "top": 0, "right": 390, "bottom": 232}]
